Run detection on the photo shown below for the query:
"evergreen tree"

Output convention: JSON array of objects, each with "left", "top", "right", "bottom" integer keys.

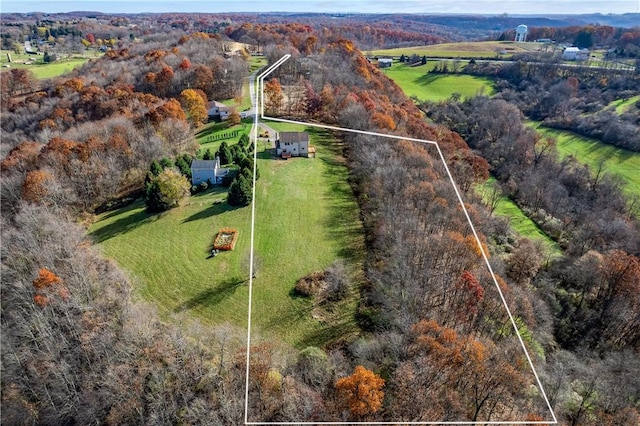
[
  {"left": 217, "top": 142, "right": 232, "bottom": 165},
  {"left": 159, "top": 157, "right": 173, "bottom": 169},
  {"left": 149, "top": 160, "right": 163, "bottom": 177},
  {"left": 238, "top": 134, "right": 250, "bottom": 149},
  {"left": 175, "top": 156, "right": 191, "bottom": 178},
  {"left": 227, "top": 174, "right": 252, "bottom": 206}
]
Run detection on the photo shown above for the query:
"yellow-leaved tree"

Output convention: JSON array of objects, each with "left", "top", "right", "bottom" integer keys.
[{"left": 179, "top": 88, "right": 207, "bottom": 128}]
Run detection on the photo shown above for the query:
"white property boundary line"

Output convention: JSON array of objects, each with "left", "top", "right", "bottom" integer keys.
[{"left": 245, "top": 55, "right": 557, "bottom": 425}]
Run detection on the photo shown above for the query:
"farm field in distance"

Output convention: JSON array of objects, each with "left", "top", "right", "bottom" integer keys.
[
  {"left": 89, "top": 124, "right": 365, "bottom": 348},
  {"left": 1, "top": 49, "right": 95, "bottom": 79},
  {"left": 370, "top": 40, "right": 541, "bottom": 58}
]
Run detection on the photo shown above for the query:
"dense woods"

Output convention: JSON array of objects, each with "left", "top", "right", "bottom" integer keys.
[{"left": 2, "top": 11, "right": 640, "bottom": 425}]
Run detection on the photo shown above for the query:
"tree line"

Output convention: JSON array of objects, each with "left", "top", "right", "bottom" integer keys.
[
  {"left": 463, "top": 58, "right": 640, "bottom": 151},
  {"left": 2, "top": 19, "right": 639, "bottom": 424}
]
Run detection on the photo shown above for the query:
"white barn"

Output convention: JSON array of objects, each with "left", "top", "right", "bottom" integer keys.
[
  {"left": 191, "top": 157, "right": 229, "bottom": 186},
  {"left": 562, "top": 47, "right": 589, "bottom": 61}
]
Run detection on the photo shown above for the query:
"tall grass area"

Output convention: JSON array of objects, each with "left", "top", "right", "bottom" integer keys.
[
  {"left": 89, "top": 126, "right": 365, "bottom": 348},
  {"left": 477, "top": 178, "right": 561, "bottom": 257},
  {"left": 529, "top": 122, "right": 640, "bottom": 201},
  {"left": 382, "top": 62, "right": 494, "bottom": 102}
]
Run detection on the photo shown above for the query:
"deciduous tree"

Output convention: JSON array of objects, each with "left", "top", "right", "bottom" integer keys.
[
  {"left": 145, "top": 169, "right": 190, "bottom": 213},
  {"left": 264, "top": 78, "right": 283, "bottom": 115},
  {"left": 335, "top": 365, "right": 384, "bottom": 418},
  {"left": 179, "top": 88, "right": 207, "bottom": 127}
]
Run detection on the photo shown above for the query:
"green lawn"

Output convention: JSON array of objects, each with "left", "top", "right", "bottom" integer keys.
[
  {"left": 249, "top": 55, "right": 267, "bottom": 72},
  {"left": 1, "top": 50, "right": 92, "bottom": 79},
  {"left": 30, "top": 58, "right": 90, "bottom": 79},
  {"left": 477, "top": 177, "right": 561, "bottom": 257},
  {"left": 89, "top": 128, "right": 364, "bottom": 348},
  {"left": 382, "top": 62, "right": 495, "bottom": 102},
  {"left": 529, "top": 122, "right": 640, "bottom": 200},
  {"left": 607, "top": 95, "right": 640, "bottom": 114},
  {"left": 370, "top": 41, "right": 539, "bottom": 58},
  {"left": 195, "top": 120, "right": 252, "bottom": 154}
]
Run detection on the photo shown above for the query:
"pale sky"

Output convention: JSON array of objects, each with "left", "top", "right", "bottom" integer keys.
[{"left": 2, "top": 0, "right": 639, "bottom": 14}]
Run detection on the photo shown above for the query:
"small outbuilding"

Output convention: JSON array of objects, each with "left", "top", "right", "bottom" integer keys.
[
  {"left": 191, "top": 157, "right": 229, "bottom": 186},
  {"left": 378, "top": 58, "right": 393, "bottom": 68}
]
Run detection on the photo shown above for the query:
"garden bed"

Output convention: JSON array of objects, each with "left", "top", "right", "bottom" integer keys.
[{"left": 213, "top": 228, "right": 239, "bottom": 251}]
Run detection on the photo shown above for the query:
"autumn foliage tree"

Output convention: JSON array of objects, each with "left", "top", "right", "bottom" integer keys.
[
  {"left": 145, "top": 169, "right": 190, "bottom": 213},
  {"left": 179, "top": 88, "right": 207, "bottom": 127},
  {"left": 335, "top": 365, "right": 385, "bottom": 418},
  {"left": 264, "top": 78, "right": 283, "bottom": 115},
  {"left": 32, "top": 268, "right": 69, "bottom": 307},
  {"left": 21, "top": 170, "right": 53, "bottom": 204}
]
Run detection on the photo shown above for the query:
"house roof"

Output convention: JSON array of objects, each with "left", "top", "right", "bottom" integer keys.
[
  {"left": 208, "top": 101, "right": 230, "bottom": 112},
  {"left": 191, "top": 159, "right": 217, "bottom": 171},
  {"left": 279, "top": 132, "right": 309, "bottom": 143}
]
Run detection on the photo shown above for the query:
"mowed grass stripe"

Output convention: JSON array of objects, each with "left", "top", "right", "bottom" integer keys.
[
  {"left": 477, "top": 177, "right": 561, "bottom": 256},
  {"left": 529, "top": 122, "right": 640, "bottom": 201},
  {"left": 89, "top": 128, "right": 364, "bottom": 348}
]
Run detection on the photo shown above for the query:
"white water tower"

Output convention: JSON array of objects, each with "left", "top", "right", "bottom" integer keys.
[{"left": 515, "top": 25, "right": 528, "bottom": 42}]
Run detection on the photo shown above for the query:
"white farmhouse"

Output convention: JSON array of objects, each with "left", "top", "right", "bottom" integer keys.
[
  {"left": 207, "top": 101, "right": 230, "bottom": 121},
  {"left": 190, "top": 157, "right": 229, "bottom": 186},
  {"left": 276, "top": 132, "right": 310, "bottom": 158}
]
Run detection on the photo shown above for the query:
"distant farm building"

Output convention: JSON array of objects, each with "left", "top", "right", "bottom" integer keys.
[
  {"left": 276, "top": 132, "right": 311, "bottom": 158},
  {"left": 190, "top": 157, "right": 229, "bottom": 186},
  {"left": 377, "top": 58, "right": 393, "bottom": 68},
  {"left": 562, "top": 47, "right": 589, "bottom": 61},
  {"left": 208, "top": 101, "right": 230, "bottom": 121},
  {"left": 515, "top": 25, "right": 528, "bottom": 42}
]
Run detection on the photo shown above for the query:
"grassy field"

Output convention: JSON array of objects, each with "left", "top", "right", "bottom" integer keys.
[
  {"left": 249, "top": 55, "right": 267, "bottom": 72},
  {"left": 529, "top": 122, "right": 640, "bottom": 200},
  {"left": 477, "top": 177, "right": 561, "bottom": 256},
  {"left": 370, "top": 41, "right": 540, "bottom": 58},
  {"left": 89, "top": 125, "right": 364, "bottom": 348},
  {"left": 1, "top": 50, "right": 92, "bottom": 79},
  {"left": 382, "top": 62, "right": 495, "bottom": 101},
  {"left": 195, "top": 120, "right": 252, "bottom": 154},
  {"left": 607, "top": 94, "right": 640, "bottom": 114}
]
